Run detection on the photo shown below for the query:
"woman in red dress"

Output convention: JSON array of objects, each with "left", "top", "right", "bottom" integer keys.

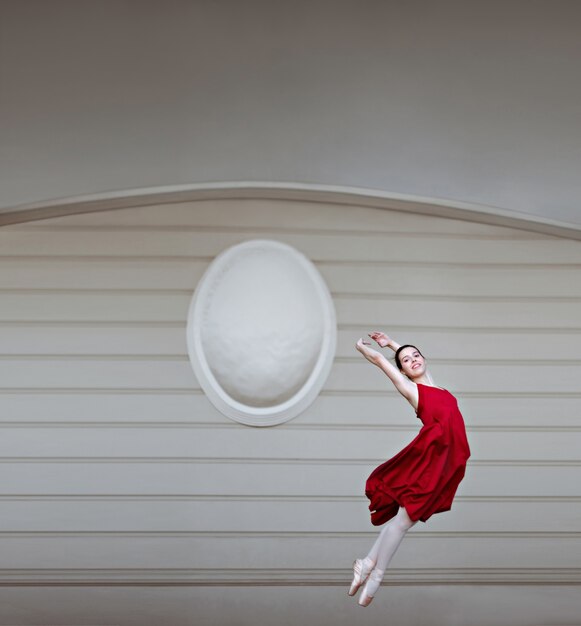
[{"left": 348, "top": 331, "right": 470, "bottom": 607}]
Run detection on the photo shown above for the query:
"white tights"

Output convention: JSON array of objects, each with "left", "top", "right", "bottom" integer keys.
[{"left": 362, "top": 507, "right": 416, "bottom": 594}]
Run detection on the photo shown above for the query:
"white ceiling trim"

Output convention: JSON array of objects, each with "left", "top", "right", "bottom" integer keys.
[{"left": 1, "top": 181, "right": 581, "bottom": 240}]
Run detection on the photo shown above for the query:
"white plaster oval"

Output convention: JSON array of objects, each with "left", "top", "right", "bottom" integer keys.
[{"left": 186, "top": 240, "right": 336, "bottom": 426}]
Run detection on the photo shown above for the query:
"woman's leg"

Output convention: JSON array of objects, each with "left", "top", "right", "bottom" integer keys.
[
  {"left": 369, "top": 506, "right": 416, "bottom": 571},
  {"left": 358, "top": 507, "right": 416, "bottom": 605},
  {"left": 365, "top": 518, "right": 393, "bottom": 565}
]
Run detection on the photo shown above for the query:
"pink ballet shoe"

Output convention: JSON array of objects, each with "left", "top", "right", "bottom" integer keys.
[
  {"left": 358, "top": 569, "right": 384, "bottom": 607},
  {"left": 348, "top": 558, "right": 373, "bottom": 596}
]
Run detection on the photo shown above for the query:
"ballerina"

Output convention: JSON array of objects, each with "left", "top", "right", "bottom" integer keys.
[{"left": 349, "top": 331, "right": 470, "bottom": 606}]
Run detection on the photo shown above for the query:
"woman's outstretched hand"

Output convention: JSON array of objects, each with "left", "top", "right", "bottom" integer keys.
[
  {"left": 369, "top": 331, "right": 391, "bottom": 348},
  {"left": 356, "top": 338, "right": 380, "bottom": 359},
  {"left": 356, "top": 338, "right": 371, "bottom": 352}
]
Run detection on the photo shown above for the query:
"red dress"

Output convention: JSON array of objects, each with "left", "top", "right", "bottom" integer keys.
[{"left": 365, "top": 383, "right": 471, "bottom": 525}]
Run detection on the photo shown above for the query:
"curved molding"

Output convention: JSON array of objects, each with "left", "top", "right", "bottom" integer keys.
[
  {"left": 1, "top": 181, "right": 581, "bottom": 240},
  {"left": 186, "top": 240, "right": 337, "bottom": 427}
]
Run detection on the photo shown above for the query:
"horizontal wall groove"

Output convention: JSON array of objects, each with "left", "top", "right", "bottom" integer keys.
[
  {"left": 0, "top": 457, "right": 578, "bottom": 467},
  {"left": 335, "top": 357, "right": 581, "bottom": 367},
  {"left": 0, "top": 494, "right": 577, "bottom": 503},
  {"left": 0, "top": 288, "right": 191, "bottom": 295},
  {"left": 334, "top": 292, "right": 581, "bottom": 303},
  {"left": 0, "top": 254, "right": 210, "bottom": 262},
  {"left": 3, "top": 254, "right": 581, "bottom": 269},
  {"left": 318, "top": 260, "right": 581, "bottom": 270},
  {"left": 0, "top": 388, "right": 202, "bottom": 395},
  {"left": 0, "top": 531, "right": 579, "bottom": 539},
  {"left": 7, "top": 224, "right": 544, "bottom": 240},
  {"left": 338, "top": 325, "right": 581, "bottom": 335},
  {"left": 0, "top": 421, "right": 579, "bottom": 433},
  {"left": 0, "top": 321, "right": 186, "bottom": 329},
  {"left": 321, "top": 390, "right": 581, "bottom": 398},
  {"left": 0, "top": 566, "right": 580, "bottom": 587},
  {"left": 0, "top": 355, "right": 190, "bottom": 362},
  {"left": 2, "top": 321, "right": 581, "bottom": 335},
  {"left": 2, "top": 355, "right": 581, "bottom": 368},
  {"left": 0, "top": 323, "right": 167, "bottom": 333},
  {"left": 1, "top": 388, "right": 581, "bottom": 399},
  {"left": 5, "top": 287, "right": 581, "bottom": 304}
]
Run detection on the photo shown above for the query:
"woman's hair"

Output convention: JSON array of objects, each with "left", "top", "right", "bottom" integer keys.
[{"left": 394, "top": 344, "right": 424, "bottom": 370}]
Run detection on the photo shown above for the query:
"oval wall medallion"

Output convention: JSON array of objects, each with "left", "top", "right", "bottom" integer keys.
[{"left": 186, "top": 240, "right": 337, "bottom": 426}]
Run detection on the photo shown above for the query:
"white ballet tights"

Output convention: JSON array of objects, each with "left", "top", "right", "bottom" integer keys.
[{"left": 363, "top": 507, "right": 416, "bottom": 595}]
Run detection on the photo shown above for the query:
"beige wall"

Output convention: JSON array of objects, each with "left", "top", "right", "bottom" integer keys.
[{"left": 0, "top": 197, "right": 580, "bottom": 624}]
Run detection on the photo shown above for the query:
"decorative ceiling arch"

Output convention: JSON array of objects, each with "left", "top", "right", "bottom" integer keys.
[{"left": 1, "top": 181, "right": 581, "bottom": 240}]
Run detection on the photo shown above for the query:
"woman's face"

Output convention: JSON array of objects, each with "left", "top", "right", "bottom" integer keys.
[{"left": 398, "top": 347, "right": 426, "bottom": 379}]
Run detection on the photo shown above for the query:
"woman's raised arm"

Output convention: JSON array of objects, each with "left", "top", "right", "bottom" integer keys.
[{"left": 355, "top": 338, "right": 416, "bottom": 402}]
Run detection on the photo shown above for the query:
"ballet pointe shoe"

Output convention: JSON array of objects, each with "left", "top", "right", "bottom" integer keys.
[
  {"left": 358, "top": 569, "right": 384, "bottom": 607},
  {"left": 348, "top": 558, "right": 373, "bottom": 596}
]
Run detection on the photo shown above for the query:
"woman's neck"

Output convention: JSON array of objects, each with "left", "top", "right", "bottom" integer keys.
[{"left": 414, "top": 372, "right": 436, "bottom": 387}]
